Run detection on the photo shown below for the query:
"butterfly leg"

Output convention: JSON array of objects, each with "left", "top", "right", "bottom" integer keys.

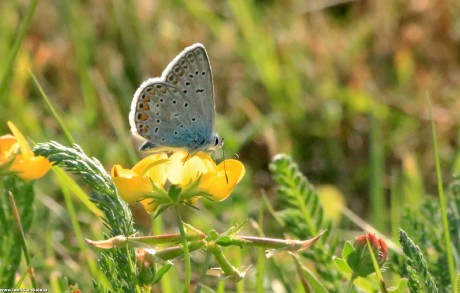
[{"left": 139, "top": 141, "right": 160, "bottom": 151}]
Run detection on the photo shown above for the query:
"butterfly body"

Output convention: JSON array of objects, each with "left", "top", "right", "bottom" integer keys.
[{"left": 129, "top": 43, "right": 223, "bottom": 153}]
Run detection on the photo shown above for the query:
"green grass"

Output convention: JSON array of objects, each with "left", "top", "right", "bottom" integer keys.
[{"left": 1, "top": 0, "right": 459, "bottom": 291}]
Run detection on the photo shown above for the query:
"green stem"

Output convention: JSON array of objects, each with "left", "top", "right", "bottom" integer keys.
[
  {"left": 345, "top": 273, "right": 356, "bottom": 293},
  {"left": 195, "top": 252, "right": 212, "bottom": 293},
  {"left": 9, "top": 192, "right": 36, "bottom": 288},
  {"left": 125, "top": 245, "right": 142, "bottom": 293},
  {"left": 207, "top": 243, "right": 244, "bottom": 282},
  {"left": 175, "top": 206, "right": 191, "bottom": 293}
]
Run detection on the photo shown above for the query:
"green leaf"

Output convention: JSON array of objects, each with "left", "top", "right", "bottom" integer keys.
[
  {"left": 387, "top": 278, "right": 409, "bottom": 293},
  {"left": 216, "top": 236, "right": 232, "bottom": 247},
  {"left": 152, "top": 262, "right": 173, "bottom": 284},
  {"left": 333, "top": 257, "right": 352, "bottom": 274},
  {"left": 168, "top": 184, "right": 182, "bottom": 201},
  {"left": 342, "top": 241, "right": 355, "bottom": 259},
  {"left": 269, "top": 154, "right": 339, "bottom": 289},
  {"left": 269, "top": 154, "right": 326, "bottom": 238},
  {"left": 291, "top": 255, "right": 329, "bottom": 293}
]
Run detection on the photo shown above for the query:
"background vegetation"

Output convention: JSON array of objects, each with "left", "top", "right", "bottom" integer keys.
[{"left": 1, "top": 0, "right": 459, "bottom": 291}]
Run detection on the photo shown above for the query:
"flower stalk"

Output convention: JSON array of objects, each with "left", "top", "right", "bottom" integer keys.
[
  {"left": 176, "top": 207, "right": 192, "bottom": 293},
  {"left": 207, "top": 241, "right": 245, "bottom": 282},
  {"left": 86, "top": 229, "right": 324, "bottom": 262},
  {"left": 345, "top": 273, "right": 357, "bottom": 293}
]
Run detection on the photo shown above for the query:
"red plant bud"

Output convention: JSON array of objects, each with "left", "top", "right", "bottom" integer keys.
[{"left": 347, "top": 233, "right": 389, "bottom": 277}]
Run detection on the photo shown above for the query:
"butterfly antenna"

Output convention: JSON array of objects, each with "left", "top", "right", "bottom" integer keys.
[
  {"left": 184, "top": 152, "right": 191, "bottom": 166},
  {"left": 222, "top": 148, "right": 229, "bottom": 184}
]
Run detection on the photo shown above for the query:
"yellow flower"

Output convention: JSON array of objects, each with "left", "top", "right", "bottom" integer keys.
[
  {"left": 111, "top": 153, "right": 168, "bottom": 213},
  {"left": 0, "top": 121, "right": 51, "bottom": 180},
  {"left": 111, "top": 151, "right": 245, "bottom": 213}
]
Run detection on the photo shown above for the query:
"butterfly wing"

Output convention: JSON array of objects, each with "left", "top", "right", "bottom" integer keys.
[
  {"left": 162, "top": 43, "right": 215, "bottom": 132},
  {"left": 129, "top": 44, "right": 214, "bottom": 151},
  {"left": 129, "top": 43, "right": 215, "bottom": 152},
  {"left": 130, "top": 81, "right": 211, "bottom": 151}
]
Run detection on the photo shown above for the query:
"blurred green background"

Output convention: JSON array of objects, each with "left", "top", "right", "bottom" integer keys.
[{"left": 1, "top": 0, "right": 459, "bottom": 290}]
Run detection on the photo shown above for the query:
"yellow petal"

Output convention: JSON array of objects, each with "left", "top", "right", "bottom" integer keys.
[
  {"left": 7, "top": 121, "right": 32, "bottom": 160},
  {"left": 111, "top": 164, "right": 153, "bottom": 203},
  {"left": 10, "top": 154, "right": 52, "bottom": 180},
  {"left": 132, "top": 153, "right": 168, "bottom": 186},
  {"left": 0, "top": 134, "right": 18, "bottom": 164},
  {"left": 200, "top": 159, "right": 245, "bottom": 201},
  {"left": 193, "top": 152, "right": 217, "bottom": 173},
  {"left": 167, "top": 151, "right": 216, "bottom": 186}
]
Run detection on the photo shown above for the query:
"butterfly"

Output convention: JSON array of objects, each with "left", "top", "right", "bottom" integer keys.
[{"left": 129, "top": 43, "right": 224, "bottom": 153}]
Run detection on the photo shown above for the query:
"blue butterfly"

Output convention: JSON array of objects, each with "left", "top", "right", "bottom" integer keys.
[{"left": 129, "top": 43, "right": 223, "bottom": 153}]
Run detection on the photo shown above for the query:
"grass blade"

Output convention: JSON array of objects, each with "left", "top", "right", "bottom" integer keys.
[
  {"left": 29, "top": 70, "right": 75, "bottom": 146},
  {"left": 430, "top": 96, "right": 456, "bottom": 290},
  {"left": 0, "top": 0, "right": 39, "bottom": 102}
]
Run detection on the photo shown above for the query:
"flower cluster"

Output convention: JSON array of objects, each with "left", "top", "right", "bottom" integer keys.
[
  {"left": 111, "top": 151, "right": 245, "bottom": 213},
  {"left": 0, "top": 121, "right": 51, "bottom": 180}
]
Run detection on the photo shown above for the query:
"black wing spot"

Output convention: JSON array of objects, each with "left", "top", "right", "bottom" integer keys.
[
  {"left": 160, "top": 98, "right": 164, "bottom": 103},
  {"left": 196, "top": 89, "right": 204, "bottom": 93},
  {"left": 156, "top": 119, "right": 160, "bottom": 123},
  {"left": 174, "top": 131, "right": 178, "bottom": 135},
  {"left": 161, "top": 138, "right": 165, "bottom": 142},
  {"left": 189, "top": 74, "right": 193, "bottom": 78},
  {"left": 156, "top": 104, "right": 160, "bottom": 108},
  {"left": 202, "top": 71, "right": 206, "bottom": 75},
  {"left": 172, "top": 100, "right": 177, "bottom": 104},
  {"left": 180, "top": 124, "right": 184, "bottom": 128},
  {"left": 154, "top": 127, "right": 159, "bottom": 133},
  {"left": 146, "top": 87, "right": 153, "bottom": 93},
  {"left": 183, "top": 90, "right": 188, "bottom": 94},
  {"left": 191, "top": 118, "right": 196, "bottom": 122},
  {"left": 185, "top": 82, "right": 190, "bottom": 86},
  {"left": 195, "top": 71, "right": 199, "bottom": 75},
  {"left": 184, "top": 103, "right": 189, "bottom": 108},
  {"left": 168, "top": 75, "right": 177, "bottom": 84}
]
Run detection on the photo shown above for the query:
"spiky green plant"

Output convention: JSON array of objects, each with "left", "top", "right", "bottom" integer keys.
[
  {"left": 0, "top": 177, "right": 34, "bottom": 287},
  {"left": 34, "top": 141, "right": 171, "bottom": 292},
  {"left": 269, "top": 154, "right": 338, "bottom": 291},
  {"left": 399, "top": 229, "right": 438, "bottom": 293},
  {"left": 392, "top": 175, "right": 460, "bottom": 291}
]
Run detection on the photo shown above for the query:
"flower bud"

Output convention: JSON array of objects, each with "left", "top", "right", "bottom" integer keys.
[{"left": 346, "top": 233, "right": 388, "bottom": 277}]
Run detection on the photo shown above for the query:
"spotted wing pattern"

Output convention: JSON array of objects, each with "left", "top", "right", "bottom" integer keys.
[{"left": 129, "top": 43, "right": 215, "bottom": 151}]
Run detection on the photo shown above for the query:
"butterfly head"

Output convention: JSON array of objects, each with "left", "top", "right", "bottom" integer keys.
[{"left": 209, "top": 133, "right": 224, "bottom": 150}]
